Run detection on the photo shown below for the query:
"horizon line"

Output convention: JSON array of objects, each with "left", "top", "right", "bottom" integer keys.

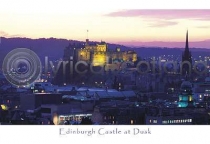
[{"left": 1, "top": 36, "right": 210, "bottom": 49}]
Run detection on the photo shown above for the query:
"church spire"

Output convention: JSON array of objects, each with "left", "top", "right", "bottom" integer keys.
[
  {"left": 185, "top": 30, "right": 189, "bottom": 51},
  {"left": 182, "top": 30, "right": 192, "bottom": 76}
]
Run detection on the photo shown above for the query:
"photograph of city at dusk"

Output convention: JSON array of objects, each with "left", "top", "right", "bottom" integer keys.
[{"left": 1, "top": 1, "right": 210, "bottom": 126}]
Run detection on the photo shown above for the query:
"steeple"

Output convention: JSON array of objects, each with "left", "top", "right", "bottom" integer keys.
[
  {"left": 182, "top": 30, "right": 192, "bottom": 76},
  {"left": 185, "top": 30, "right": 189, "bottom": 51}
]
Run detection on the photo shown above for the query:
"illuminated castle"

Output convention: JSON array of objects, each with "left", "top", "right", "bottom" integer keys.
[
  {"left": 53, "top": 38, "right": 138, "bottom": 85},
  {"left": 77, "top": 38, "right": 137, "bottom": 66}
]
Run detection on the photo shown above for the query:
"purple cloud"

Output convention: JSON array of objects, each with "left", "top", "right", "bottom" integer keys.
[
  {"left": 148, "top": 20, "right": 178, "bottom": 27},
  {"left": 105, "top": 9, "right": 210, "bottom": 21}
]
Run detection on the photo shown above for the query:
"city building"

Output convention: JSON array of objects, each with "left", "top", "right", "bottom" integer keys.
[
  {"left": 146, "top": 115, "right": 193, "bottom": 125},
  {"left": 145, "top": 107, "right": 208, "bottom": 125},
  {"left": 19, "top": 93, "right": 63, "bottom": 111},
  {"left": 193, "top": 76, "right": 210, "bottom": 107},
  {"left": 41, "top": 104, "right": 93, "bottom": 125},
  {"left": 178, "top": 76, "right": 195, "bottom": 108}
]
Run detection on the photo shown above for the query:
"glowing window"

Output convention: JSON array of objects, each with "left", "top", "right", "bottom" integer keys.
[
  {"left": 59, "top": 117, "right": 64, "bottom": 121},
  {"left": 189, "top": 96, "right": 192, "bottom": 101},
  {"left": 1, "top": 104, "right": 8, "bottom": 110},
  {"left": 131, "top": 120, "right": 134, "bottom": 124},
  {"left": 162, "top": 121, "right": 167, "bottom": 124}
]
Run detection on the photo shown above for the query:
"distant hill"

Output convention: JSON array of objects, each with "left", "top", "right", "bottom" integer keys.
[
  {"left": 133, "top": 47, "right": 210, "bottom": 60},
  {"left": 0, "top": 37, "right": 131, "bottom": 66},
  {"left": 0, "top": 37, "right": 210, "bottom": 67},
  {"left": 119, "top": 40, "right": 210, "bottom": 49}
]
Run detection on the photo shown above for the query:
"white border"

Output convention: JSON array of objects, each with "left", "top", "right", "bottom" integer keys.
[
  {"left": 0, "top": 125, "right": 210, "bottom": 143},
  {"left": 1, "top": 0, "right": 210, "bottom": 143}
]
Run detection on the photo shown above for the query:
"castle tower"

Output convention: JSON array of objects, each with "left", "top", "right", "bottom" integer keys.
[{"left": 85, "top": 30, "right": 89, "bottom": 46}]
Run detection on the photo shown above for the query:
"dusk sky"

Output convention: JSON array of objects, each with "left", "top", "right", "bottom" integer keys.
[{"left": 0, "top": 0, "right": 210, "bottom": 48}]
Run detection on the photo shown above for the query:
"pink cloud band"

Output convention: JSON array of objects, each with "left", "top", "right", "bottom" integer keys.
[{"left": 105, "top": 9, "right": 210, "bottom": 21}]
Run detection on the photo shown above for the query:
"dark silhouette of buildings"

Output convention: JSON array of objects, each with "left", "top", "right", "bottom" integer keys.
[
  {"left": 112, "top": 76, "right": 124, "bottom": 91},
  {"left": 52, "top": 43, "right": 82, "bottom": 85}
]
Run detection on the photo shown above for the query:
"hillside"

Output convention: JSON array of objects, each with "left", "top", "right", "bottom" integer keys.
[{"left": 0, "top": 37, "right": 210, "bottom": 67}]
